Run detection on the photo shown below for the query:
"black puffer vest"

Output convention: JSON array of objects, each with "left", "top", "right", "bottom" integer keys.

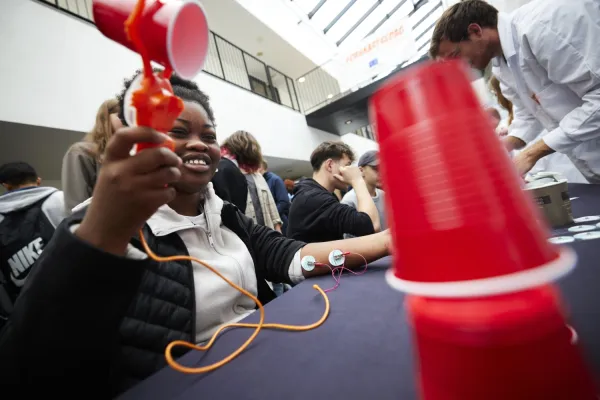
[{"left": 72, "top": 202, "right": 283, "bottom": 395}]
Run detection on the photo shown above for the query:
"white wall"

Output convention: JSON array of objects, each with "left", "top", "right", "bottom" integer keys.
[
  {"left": 0, "top": 0, "right": 344, "bottom": 163},
  {"left": 340, "top": 133, "right": 379, "bottom": 163}
]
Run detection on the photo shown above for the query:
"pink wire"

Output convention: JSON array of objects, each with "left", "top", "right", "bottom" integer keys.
[{"left": 319, "top": 253, "right": 369, "bottom": 293}]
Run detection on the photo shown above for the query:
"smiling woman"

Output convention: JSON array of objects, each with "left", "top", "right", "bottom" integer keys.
[{"left": 0, "top": 70, "right": 391, "bottom": 396}]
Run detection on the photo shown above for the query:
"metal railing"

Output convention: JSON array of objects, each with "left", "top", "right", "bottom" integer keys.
[{"left": 37, "top": 0, "right": 301, "bottom": 112}]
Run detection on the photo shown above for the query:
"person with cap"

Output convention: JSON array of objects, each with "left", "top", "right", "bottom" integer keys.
[
  {"left": 287, "top": 141, "right": 381, "bottom": 243},
  {"left": 341, "top": 150, "right": 387, "bottom": 237}
]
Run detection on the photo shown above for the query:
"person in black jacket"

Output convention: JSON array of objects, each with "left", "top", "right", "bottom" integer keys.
[
  {"left": 211, "top": 157, "right": 248, "bottom": 213},
  {"left": 0, "top": 72, "right": 391, "bottom": 397},
  {"left": 287, "top": 142, "right": 382, "bottom": 243}
]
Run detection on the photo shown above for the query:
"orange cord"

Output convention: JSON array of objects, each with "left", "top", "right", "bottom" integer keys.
[{"left": 138, "top": 231, "right": 330, "bottom": 374}]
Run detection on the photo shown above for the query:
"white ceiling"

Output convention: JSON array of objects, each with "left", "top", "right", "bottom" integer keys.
[
  {"left": 200, "top": 0, "right": 318, "bottom": 79},
  {"left": 236, "top": 0, "right": 444, "bottom": 81}
]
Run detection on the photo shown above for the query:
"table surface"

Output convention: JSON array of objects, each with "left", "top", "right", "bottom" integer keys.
[{"left": 120, "top": 183, "right": 600, "bottom": 400}]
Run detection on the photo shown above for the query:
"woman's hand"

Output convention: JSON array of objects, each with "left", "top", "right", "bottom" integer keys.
[{"left": 76, "top": 127, "right": 182, "bottom": 255}]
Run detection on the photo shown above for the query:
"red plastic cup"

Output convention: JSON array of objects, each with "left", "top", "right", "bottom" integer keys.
[
  {"left": 406, "top": 286, "right": 597, "bottom": 400},
  {"left": 93, "top": 0, "right": 209, "bottom": 79},
  {"left": 370, "top": 60, "right": 575, "bottom": 297}
]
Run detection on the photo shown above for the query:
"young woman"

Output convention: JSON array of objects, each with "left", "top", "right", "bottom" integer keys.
[
  {"left": 221, "top": 131, "right": 282, "bottom": 233},
  {"left": 61, "top": 98, "right": 122, "bottom": 212},
  {"left": 0, "top": 73, "right": 390, "bottom": 396}
]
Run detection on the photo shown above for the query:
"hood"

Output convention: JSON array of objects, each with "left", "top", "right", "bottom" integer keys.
[
  {"left": 146, "top": 182, "right": 224, "bottom": 237},
  {"left": 0, "top": 186, "right": 58, "bottom": 214},
  {"left": 292, "top": 178, "right": 322, "bottom": 195}
]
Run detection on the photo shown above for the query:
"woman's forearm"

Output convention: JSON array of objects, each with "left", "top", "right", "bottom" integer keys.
[{"left": 300, "top": 230, "right": 391, "bottom": 278}]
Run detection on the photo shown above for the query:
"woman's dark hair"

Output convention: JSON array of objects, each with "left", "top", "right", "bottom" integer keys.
[{"left": 116, "top": 69, "right": 215, "bottom": 127}]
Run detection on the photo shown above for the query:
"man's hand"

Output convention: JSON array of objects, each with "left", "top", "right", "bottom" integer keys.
[
  {"left": 513, "top": 139, "right": 555, "bottom": 176},
  {"left": 76, "top": 127, "right": 182, "bottom": 256},
  {"left": 334, "top": 165, "right": 363, "bottom": 185}
]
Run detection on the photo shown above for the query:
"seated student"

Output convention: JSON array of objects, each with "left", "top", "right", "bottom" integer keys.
[
  {"left": 0, "top": 73, "right": 390, "bottom": 396},
  {"left": 287, "top": 142, "right": 381, "bottom": 243},
  {"left": 0, "top": 162, "right": 65, "bottom": 328},
  {"left": 341, "top": 150, "right": 387, "bottom": 237}
]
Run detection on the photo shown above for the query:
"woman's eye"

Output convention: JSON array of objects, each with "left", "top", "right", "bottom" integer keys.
[
  {"left": 169, "top": 129, "right": 188, "bottom": 137},
  {"left": 203, "top": 134, "right": 217, "bottom": 142}
]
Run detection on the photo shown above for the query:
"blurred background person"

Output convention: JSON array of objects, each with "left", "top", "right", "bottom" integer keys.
[
  {"left": 284, "top": 179, "right": 295, "bottom": 201},
  {"left": 259, "top": 160, "right": 290, "bottom": 236},
  {"left": 221, "top": 131, "right": 284, "bottom": 296},
  {"left": 212, "top": 150, "right": 248, "bottom": 213},
  {"left": 61, "top": 99, "right": 121, "bottom": 212},
  {"left": 341, "top": 150, "right": 386, "bottom": 238},
  {"left": 221, "top": 131, "right": 282, "bottom": 233},
  {"left": 0, "top": 162, "right": 65, "bottom": 329}
]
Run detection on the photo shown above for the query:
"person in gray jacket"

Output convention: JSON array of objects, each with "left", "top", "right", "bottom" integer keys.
[{"left": 61, "top": 98, "right": 121, "bottom": 212}]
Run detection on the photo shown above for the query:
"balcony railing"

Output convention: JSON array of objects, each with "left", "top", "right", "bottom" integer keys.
[{"left": 37, "top": 0, "right": 301, "bottom": 112}]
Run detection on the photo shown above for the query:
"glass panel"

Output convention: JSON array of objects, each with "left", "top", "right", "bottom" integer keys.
[
  {"left": 287, "top": 76, "right": 301, "bottom": 111},
  {"left": 296, "top": 66, "right": 342, "bottom": 113},
  {"left": 214, "top": 36, "right": 251, "bottom": 90},
  {"left": 244, "top": 54, "right": 268, "bottom": 84},
  {"left": 203, "top": 34, "right": 225, "bottom": 79},
  {"left": 85, "top": 0, "right": 94, "bottom": 21},
  {"left": 268, "top": 68, "right": 294, "bottom": 108}
]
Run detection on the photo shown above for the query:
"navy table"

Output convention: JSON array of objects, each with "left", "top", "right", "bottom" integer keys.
[{"left": 120, "top": 183, "right": 600, "bottom": 400}]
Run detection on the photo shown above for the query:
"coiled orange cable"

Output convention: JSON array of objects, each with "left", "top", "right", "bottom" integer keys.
[{"left": 138, "top": 231, "right": 330, "bottom": 374}]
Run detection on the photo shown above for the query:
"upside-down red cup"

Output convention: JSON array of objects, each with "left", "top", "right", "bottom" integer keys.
[
  {"left": 370, "top": 60, "right": 575, "bottom": 297},
  {"left": 93, "top": 0, "right": 209, "bottom": 79},
  {"left": 407, "top": 285, "right": 597, "bottom": 400}
]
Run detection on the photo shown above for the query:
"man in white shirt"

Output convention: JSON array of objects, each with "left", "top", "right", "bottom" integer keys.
[
  {"left": 429, "top": 0, "right": 600, "bottom": 183},
  {"left": 341, "top": 150, "right": 387, "bottom": 237}
]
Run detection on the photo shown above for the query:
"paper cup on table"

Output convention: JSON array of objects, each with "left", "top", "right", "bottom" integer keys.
[
  {"left": 406, "top": 286, "right": 597, "bottom": 400},
  {"left": 93, "top": 0, "right": 209, "bottom": 79},
  {"left": 369, "top": 60, "right": 575, "bottom": 297}
]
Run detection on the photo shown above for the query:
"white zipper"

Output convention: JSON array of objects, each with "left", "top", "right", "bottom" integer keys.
[{"left": 204, "top": 212, "right": 246, "bottom": 289}]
